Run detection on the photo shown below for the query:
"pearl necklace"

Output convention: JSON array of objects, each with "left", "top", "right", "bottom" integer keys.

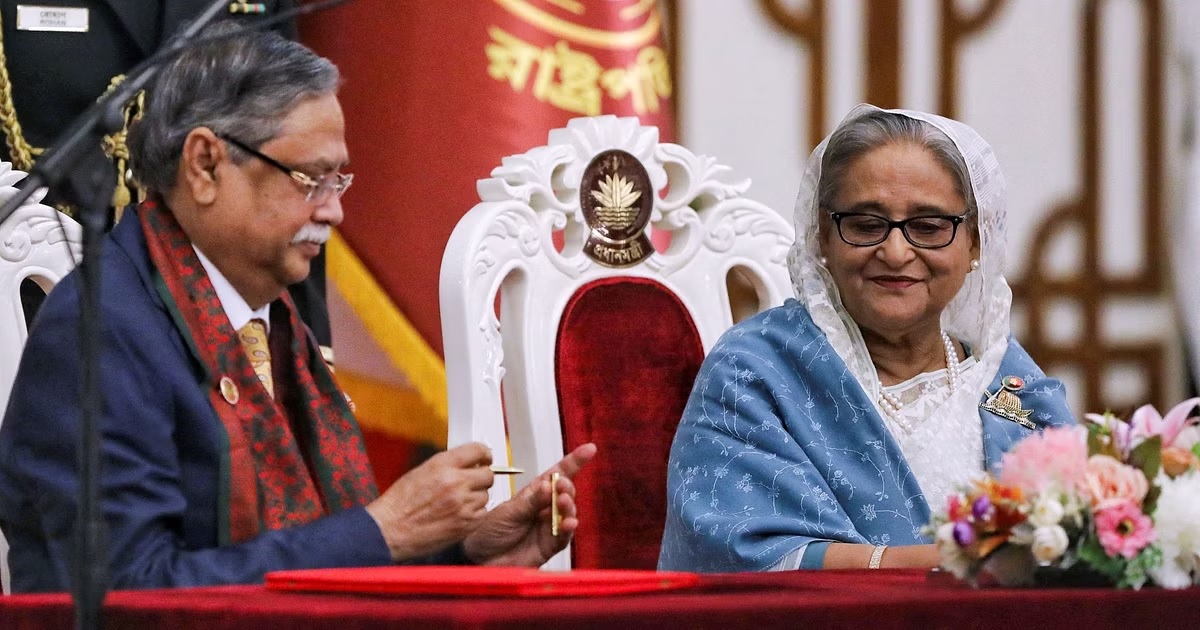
[{"left": 878, "top": 331, "right": 961, "bottom": 431}]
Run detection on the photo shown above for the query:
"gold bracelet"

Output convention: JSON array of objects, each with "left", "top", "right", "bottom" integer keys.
[{"left": 868, "top": 544, "right": 887, "bottom": 569}]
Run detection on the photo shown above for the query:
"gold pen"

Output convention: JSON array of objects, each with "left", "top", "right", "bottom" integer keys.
[
  {"left": 550, "top": 472, "right": 561, "bottom": 536},
  {"left": 490, "top": 465, "right": 524, "bottom": 475}
]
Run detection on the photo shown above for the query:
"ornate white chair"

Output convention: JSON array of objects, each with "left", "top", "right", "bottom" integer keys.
[
  {"left": 440, "top": 116, "right": 795, "bottom": 570},
  {"left": 0, "top": 163, "right": 83, "bottom": 594}
]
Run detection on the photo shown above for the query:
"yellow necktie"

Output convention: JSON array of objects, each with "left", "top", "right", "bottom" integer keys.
[{"left": 238, "top": 319, "right": 274, "bottom": 398}]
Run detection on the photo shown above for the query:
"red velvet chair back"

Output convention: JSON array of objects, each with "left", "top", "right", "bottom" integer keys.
[{"left": 555, "top": 277, "right": 704, "bottom": 569}]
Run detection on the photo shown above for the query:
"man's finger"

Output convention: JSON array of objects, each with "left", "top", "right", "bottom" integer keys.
[
  {"left": 467, "top": 487, "right": 490, "bottom": 513},
  {"left": 558, "top": 486, "right": 577, "bottom": 518},
  {"left": 444, "top": 442, "right": 494, "bottom": 468},
  {"left": 525, "top": 477, "right": 579, "bottom": 520},
  {"left": 465, "top": 465, "right": 496, "bottom": 490},
  {"left": 547, "top": 443, "right": 596, "bottom": 479},
  {"left": 551, "top": 475, "right": 576, "bottom": 498},
  {"left": 556, "top": 516, "right": 580, "bottom": 536}
]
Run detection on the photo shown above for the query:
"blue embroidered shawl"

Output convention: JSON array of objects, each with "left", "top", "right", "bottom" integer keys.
[{"left": 658, "top": 300, "right": 1074, "bottom": 572}]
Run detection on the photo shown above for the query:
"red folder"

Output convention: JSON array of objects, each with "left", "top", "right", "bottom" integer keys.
[{"left": 265, "top": 565, "right": 700, "bottom": 597}]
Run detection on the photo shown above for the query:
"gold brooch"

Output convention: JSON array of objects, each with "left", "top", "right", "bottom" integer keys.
[
  {"left": 219, "top": 376, "right": 240, "bottom": 405},
  {"left": 981, "top": 375, "right": 1036, "bottom": 429}
]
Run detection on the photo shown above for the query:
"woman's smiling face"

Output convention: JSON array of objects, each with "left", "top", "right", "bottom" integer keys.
[{"left": 820, "top": 141, "right": 978, "bottom": 341}]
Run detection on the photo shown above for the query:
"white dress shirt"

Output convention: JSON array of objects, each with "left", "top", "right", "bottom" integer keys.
[{"left": 193, "top": 246, "right": 271, "bottom": 333}]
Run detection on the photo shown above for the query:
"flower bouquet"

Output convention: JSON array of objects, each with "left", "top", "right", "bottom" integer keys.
[{"left": 927, "top": 399, "right": 1200, "bottom": 589}]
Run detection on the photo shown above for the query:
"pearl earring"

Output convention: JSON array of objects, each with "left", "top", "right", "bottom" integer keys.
[
  {"left": 970, "top": 259, "right": 980, "bottom": 271},
  {"left": 819, "top": 256, "right": 828, "bottom": 266}
]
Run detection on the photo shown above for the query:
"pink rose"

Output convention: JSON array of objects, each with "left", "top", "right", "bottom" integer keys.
[{"left": 1085, "top": 455, "right": 1149, "bottom": 510}]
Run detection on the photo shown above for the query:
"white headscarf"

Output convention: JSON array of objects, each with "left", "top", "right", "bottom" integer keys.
[{"left": 786, "top": 104, "right": 1012, "bottom": 427}]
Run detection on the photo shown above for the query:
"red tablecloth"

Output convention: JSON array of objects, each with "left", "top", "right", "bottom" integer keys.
[{"left": 3, "top": 569, "right": 1199, "bottom": 629}]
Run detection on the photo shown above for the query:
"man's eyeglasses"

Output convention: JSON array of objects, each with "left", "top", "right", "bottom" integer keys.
[
  {"left": 829, "top": 212, "right": 967, "bottom": 249},
  {"left": 217, "top": 133, "right": 353, "bottom": 204}
]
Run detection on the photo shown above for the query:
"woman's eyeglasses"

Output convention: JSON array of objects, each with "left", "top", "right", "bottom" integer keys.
[{"left": 830, "top": 212, "right": 967, "bottom": 249}]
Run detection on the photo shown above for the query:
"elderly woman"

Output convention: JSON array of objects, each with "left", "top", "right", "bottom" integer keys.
[{"left": 658, "top": 105, "right": 1074, "bottom": 572}]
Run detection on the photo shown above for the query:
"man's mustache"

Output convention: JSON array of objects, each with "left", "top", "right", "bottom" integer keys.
[{"left": 292, "top": 223, "right": 330, "bottom": 245}]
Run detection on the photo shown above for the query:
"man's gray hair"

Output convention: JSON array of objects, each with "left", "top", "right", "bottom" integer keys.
[
  {"left": 817, "top": 110, "right": 977, "bottom": 218},
  {"left": 129, "top": 21, "right": 340, "bottom": 194}
]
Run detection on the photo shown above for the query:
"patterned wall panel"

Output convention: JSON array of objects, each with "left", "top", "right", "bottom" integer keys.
[{"left": 748, "top": 0, "right": 1175, "bottom": 414}]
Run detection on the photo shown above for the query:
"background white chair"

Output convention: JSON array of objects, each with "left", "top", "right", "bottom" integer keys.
[
  {"left": 0, "top": 162, "right": 82, "bottom": 594},
  {"left": 440, "top": 116, "right": 795, "bottom": 570}
]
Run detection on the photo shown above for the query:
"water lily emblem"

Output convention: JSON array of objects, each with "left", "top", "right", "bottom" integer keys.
[{"left": 591, "top": 173, "right": 642, "bottom": 230}]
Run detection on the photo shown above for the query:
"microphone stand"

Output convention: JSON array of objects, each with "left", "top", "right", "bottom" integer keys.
[
  {"left": 0, "top": 2, "right": 240, "bottom": 627},
  {"left": 83, "top": 5, "right": 235, "bottom": 625},
  {"left": 0, "top": 2, "right": 352, "bottom": 626}
]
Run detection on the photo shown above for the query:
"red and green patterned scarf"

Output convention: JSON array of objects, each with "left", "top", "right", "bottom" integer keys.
[{"left": 139, "top": 201, "right": 378, "bottom": 544}]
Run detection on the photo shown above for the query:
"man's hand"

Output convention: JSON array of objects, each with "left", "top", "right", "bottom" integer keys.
[
  {"left": 462, "top": 443, "right": 598, "bottom": 567},
  {"left": 365, "top": 442, "right": 494, "bottom": 561}
]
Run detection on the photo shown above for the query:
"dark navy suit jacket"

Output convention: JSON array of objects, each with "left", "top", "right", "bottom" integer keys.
[{"left": 0, "top": 213, "right": 390, "bottom": 592}]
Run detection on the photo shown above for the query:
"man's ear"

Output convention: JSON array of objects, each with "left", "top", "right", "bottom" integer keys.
[{"left": 179, "top": 128, "right": 223, "bottom": 206}]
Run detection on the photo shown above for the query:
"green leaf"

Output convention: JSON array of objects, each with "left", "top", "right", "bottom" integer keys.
[
  {"left": 1142, "top": 485, "right": 1161, "bottom": 516},
  {"left": 1087, "top": 423, "right": 1106, "bottom": 457},
  {"left": 1086, "top": 419, "right": 1122, "bottom": 458},
  {"left": 1129, "top": 435, "right": 1162, "bottom": 482},
  {"left": 1192, "top": 442, "right": 1200, "bottom": 460},
  {"left": 1076, "top": 533, "right": 1124, "bottom": 583},
  {"left": 1118, "top": 545, "right": 1163, "bottom": 590}
]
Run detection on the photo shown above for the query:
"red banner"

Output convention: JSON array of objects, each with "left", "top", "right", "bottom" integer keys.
[
  {"left": 301, "top": 0, "right": 674, "bottom": 354},
  {"left": 298, "top": 0, "right": 675, "bottom": 483}
]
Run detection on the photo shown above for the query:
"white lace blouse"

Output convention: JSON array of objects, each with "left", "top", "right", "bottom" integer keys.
[{"left": 879, "top": 356, "right": 983, "bottom": 512}]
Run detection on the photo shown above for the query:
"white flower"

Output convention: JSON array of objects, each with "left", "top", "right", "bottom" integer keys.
[
  {"left": 1031, "top": 525, "right": 1069, "bottom": 564},
  {"left": 934, "top": 522, "right": 956, "bottom": 547},
  {"left": 1008, "top": 522, "right": 1035, "bottom": 546},
  {"left": 1029, "top": 496, "right": 1065, "bottom": 527},
  {"left": 1149, "top": 471, "right": 1200, "bottom": 588},
  {"left": 935, "top": 522, "right": 972, "bottom": 578},
  {"left": 1150, "top": 561, "right": 1194, "bottom": 590}
]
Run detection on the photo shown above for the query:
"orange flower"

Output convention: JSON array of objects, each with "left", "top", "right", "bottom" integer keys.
[
  {"left": 968, "top": 478, "right": 1028, "bottom": 534},
  {"left": 1161, "top": 446, "right": 1200, "bottom": 478}
]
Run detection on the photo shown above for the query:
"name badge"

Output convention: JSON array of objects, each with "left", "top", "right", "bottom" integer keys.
[{"left": 15, "top": 5, "right": 89, "bottom": 33}]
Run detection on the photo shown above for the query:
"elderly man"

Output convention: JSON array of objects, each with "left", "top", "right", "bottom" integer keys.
[{"left": 0, "top": 24, "right": 595, "bottom": 593}]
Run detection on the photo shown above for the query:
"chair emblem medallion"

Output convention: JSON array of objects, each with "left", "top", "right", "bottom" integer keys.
[{"left": 581, "top": 149, "right": 653, "bottom": 268}]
